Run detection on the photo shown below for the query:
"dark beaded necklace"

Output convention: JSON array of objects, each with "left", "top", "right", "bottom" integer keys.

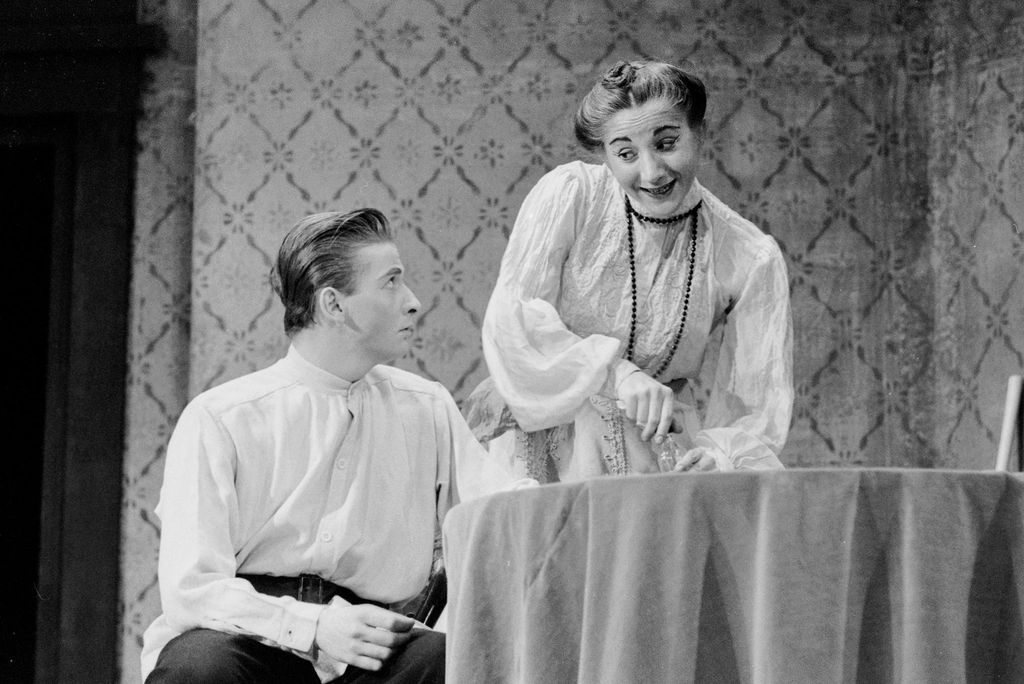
[{"left": 624, "top": 196, "right": 702, "bottom": 379}]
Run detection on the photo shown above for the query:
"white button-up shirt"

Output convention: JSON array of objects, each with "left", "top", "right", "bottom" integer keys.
[{"left": 141, "top": 346, "right": 528, "bottom": 680}]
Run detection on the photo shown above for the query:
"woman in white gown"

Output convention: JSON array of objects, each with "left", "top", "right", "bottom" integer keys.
[{"left": 467, "top": 60, "right": 794, "bottom": 482}]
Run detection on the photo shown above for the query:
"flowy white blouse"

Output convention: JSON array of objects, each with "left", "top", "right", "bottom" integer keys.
[{"left": 472, "top": 161, "right": 793, "bottom": 480}]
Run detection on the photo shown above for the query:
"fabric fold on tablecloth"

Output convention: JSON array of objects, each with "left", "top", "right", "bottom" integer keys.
[{"left": 444, "top": 470, "right": 1024, "bottom": 684}]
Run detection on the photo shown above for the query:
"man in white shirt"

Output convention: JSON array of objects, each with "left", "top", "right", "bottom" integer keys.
[{"left": 141, "top": 208, "right": 528, "bottom": 683}]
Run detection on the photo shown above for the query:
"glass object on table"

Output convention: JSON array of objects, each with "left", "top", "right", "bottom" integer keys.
[{"left": 657, "top": 436, "right": 681, "bottom": 473}]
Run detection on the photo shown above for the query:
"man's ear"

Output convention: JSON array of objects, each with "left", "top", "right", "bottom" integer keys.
[{"left": 315, "top": 286, "right": 344, "bottom": 325}]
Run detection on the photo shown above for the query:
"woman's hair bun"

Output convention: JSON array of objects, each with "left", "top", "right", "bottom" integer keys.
[{"left": 601, "top": 61, "right": 637, "bottom": 89}]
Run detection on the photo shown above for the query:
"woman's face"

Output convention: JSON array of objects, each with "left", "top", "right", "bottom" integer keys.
[{"left": 601, "top": 97, "right": 703, "bottom": 218}]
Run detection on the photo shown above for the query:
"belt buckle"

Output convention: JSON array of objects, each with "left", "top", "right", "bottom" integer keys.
[{"left": 298, "top": 574, "right": 324, "bottom": 603}]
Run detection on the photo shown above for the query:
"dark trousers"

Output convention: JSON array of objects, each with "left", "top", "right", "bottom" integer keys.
[{"left": 146, "top": 627, "right": 444, "bottom": 684}]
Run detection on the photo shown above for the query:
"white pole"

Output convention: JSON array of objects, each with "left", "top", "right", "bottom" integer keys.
[{"left": 995, "top": 375, "right": 1023, "bottom": 471}]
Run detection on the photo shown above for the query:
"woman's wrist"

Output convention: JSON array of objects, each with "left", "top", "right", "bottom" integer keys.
[
  {"left": 615, "top": 369, "right": 644, "bottom": 392},
  {"left": 610, "top": 359, "right": 644, "bottom": 394}
]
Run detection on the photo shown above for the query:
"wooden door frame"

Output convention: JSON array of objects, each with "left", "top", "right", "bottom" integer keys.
[{"left": 0, "top": 17, "right": 160, "bottom": 683}]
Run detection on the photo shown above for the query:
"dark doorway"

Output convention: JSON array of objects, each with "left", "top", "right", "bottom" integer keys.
[
  {"left": 0, "top": 7, "right": 158, "bottom": 679},
  {"left": 0, "top": 135, "right": 59, "bottom": 681},
  {"left": 0, "top": 119, "right": 75, "bottom": 683}
]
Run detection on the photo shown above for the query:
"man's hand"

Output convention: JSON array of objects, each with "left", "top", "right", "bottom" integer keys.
[
  {"left": 617, "top": 371, "right": 675, "bottom": 442},
  {"left": 315, "top": 603, "right": 414, "bottom": 671}
]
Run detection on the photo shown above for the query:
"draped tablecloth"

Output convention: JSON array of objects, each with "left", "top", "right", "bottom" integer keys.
[{"left": 442, "top": 469, "right": 1024, "bottom": 683}]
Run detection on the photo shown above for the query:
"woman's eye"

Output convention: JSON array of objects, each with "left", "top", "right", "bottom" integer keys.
[{"left": 616, "top": 149, "right": 636, "bottom": 161}]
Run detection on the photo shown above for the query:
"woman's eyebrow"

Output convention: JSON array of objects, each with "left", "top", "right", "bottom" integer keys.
[{"left": 611, "top": 125, "right": 680, "bottom": 145}]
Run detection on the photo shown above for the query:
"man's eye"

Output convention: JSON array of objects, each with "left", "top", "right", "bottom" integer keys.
[{"left": 657, "top": 138, "right": 677, "bottom": 150}]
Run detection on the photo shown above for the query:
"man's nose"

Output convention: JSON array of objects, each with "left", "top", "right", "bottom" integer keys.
[{"left": 404, "top": 285, "right": 421, "bottom": 314}]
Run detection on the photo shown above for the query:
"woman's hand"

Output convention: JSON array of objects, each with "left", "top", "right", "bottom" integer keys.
[
  {"left": 617, "top": 370, "right": 675, "bottom": 442},
  {"left": 673, "top": 448, "right": 717, "bottom": 473}
]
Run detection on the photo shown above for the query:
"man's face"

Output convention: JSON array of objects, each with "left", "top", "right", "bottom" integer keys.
[{"left": 338, "top": 241, "right": 421, "bottom": 365}]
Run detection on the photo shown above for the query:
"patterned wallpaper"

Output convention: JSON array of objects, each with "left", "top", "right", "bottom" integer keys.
[
  {"left": 119, "top": 0, "right": 1024, "bottom": 680},
  {"left": 928, "top": 0, "right": 1024, "bottom": 467},
  {"left": 120, "top": 1, "right": 195, "bottom": 681}
]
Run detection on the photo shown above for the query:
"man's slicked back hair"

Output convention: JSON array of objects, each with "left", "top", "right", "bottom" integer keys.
[{"left": 270, "top": 208, "right": 393, "bottom": 335}]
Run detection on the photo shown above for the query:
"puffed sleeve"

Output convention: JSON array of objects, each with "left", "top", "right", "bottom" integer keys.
[
  {"left": 690, "top": 238, "right": 793, "bottom": 470},
  {"left": 482, "top": 164, "right": 634, "bottom": 432},
  {"left": 156, "top": 400, "right": 324, "bottom": 654}
]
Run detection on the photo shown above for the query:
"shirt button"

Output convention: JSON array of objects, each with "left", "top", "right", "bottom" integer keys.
[{"left": 320, "top": 531, "right": 333, "bottom": 542}]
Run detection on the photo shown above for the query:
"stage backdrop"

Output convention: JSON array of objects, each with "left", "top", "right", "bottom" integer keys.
[{"left": 119, "top": 0, "right": 1024, "bottom": 681}]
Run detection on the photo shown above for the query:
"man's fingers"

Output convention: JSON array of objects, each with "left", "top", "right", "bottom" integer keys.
[
  {"left": 355, "top": 641, "right": 393, "bottom": 663},
  {"left": 315, "top": 604, "right": 418, "bottom": 669},
  {"left": 359, "top": 605, "right": 415, "bottom": 632},
  {"left": 362, "top": 626, "right": 412, "bottom": 649},
  {"left": 348, "top": 654, "right": 385, "bottom": 672}
]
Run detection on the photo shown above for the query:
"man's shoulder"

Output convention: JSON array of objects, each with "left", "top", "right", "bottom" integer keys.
[
  {"left": 187, "top": 362, "right": 293, "bottom": 418},
  {"left": 364, "top": 365, "right": 448, "bottom": 400}
]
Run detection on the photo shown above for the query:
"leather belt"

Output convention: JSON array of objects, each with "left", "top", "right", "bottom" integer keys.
[{"left": 238, "top": 573, "right": 388, "bottom": 608}]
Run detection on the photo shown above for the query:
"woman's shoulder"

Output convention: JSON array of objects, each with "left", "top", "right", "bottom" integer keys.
[
  {"left": 545, "top": 159, "right": 607, "bottom": 181},
  {"left": 700, "top": 183, "right": 782, "bottom": 263},
  {"left": 530, "top": 160, "right": 614, "bottom": 200}
]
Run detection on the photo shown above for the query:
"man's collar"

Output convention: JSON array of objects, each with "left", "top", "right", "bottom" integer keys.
[{"left": 283, "top": 345, "right": 355, "bottom": 393}]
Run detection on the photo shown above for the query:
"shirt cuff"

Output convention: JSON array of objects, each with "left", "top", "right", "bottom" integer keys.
[{"left": 277, "top": 599, "right": 325, "bottom": 652}]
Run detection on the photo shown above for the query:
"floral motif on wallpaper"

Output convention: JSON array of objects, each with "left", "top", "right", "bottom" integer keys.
[{"left": 120, "top": 0, "right": 1024, "bottom": 680}]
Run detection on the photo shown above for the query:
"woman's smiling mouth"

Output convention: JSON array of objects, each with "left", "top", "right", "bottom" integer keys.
[{"left": 641, "top": 180, "right": 675, "bottom": 197}]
